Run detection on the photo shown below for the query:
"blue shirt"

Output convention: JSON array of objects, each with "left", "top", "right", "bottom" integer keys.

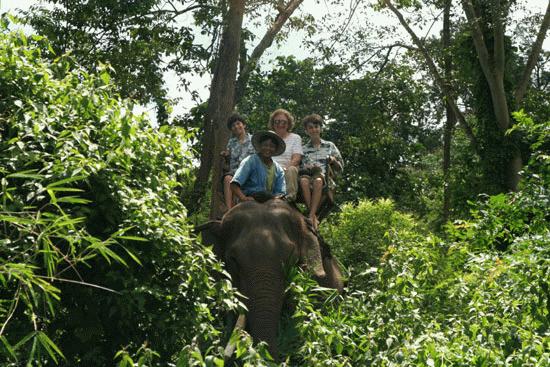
[{"left": 231, "top": 154, "right": 286, "bottom": 196}]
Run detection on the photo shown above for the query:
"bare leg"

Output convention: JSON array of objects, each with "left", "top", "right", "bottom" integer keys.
[
  {"left": 300, "top": 177, "right": 312, "bottom": 208},
  {"left": 223, "top": 175, "right": 233, "bottom": 210},
  {"left": 284, "top": 166, "right": 299, "bottom": 201},
  {"left": 309, "top": 177, "right": 323, "bottom": 229}
]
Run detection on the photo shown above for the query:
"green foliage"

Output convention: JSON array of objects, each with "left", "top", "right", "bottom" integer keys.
[
  {"left": 0, "top": 21, "right": 239, "bottom": 365},
  {"left": 510, "top": 111, "right": 550, "bottom": 184},
  {"left": 23, "top": 0, "right": 220, "bottom": 123},
  {"left": 321, "top": 198, "right": 423, "bottom": 271},
  {"left": 448, "top": 113, "right": 550, "bottom": 253},
  {"left": 450, "top": 14, "right": 527, "bottom": 196},
  {"left": 281, "top": 123, "right": 549, "bottom": 364},
  {"left": 2, "top": 13, "right": 548, "bottom": 367},
  {"left": 287, "top": 189, "right": 548, "bottom": 365},
  {"left": 239, "top": 57, "right": 441, "bottom": 215},
  {"left": 115, "top": 344, "right": 160, "bottom": 367}
]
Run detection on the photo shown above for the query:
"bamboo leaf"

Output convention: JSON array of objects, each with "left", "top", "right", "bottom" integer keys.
[
  {"left": 6, "top": 170, "right": 44, "bottom": 180},
  {"left": 46, "top": 175, "right": 87, "bottom": 188},
  {"left": 13, "top": 331, "right": 36, "bottom": 351},
  {"left": 0, "top": 214, "right": 35, "bottom": 225},
  {"left": 116, "top": 235, "right": 147, "bottom": 242},
  {"left": 25, "top": 335, "right": 38, "bottom": 367},
  {"left": 0, "top": 336, "right": 17, "bottom": 360},
  {"left": 36, "top": 331, "right": 65, "bottom": 363},
  {"left": 121, "top": 246, "right": 142, "bottom": 266},
  {"left": 55, "top": 196, "right": 92, "bottom": 204},
  {"left": 46, "top": 187, "right": 84, "bottom": 193}
]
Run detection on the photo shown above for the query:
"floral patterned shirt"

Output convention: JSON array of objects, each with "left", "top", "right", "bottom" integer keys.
[
  {"left": 226, "top": 133, "right": 255, "bottom": 174},
  {"left": 301, "top": 139, "right": 344, "bottom": 189}
]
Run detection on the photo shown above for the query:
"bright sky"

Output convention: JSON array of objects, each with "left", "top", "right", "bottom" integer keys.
[{"left": 1, "top": 0, "right": 548, "bottom": 120}]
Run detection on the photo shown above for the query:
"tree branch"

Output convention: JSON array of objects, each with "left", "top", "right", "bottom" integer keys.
[
  {"left": 373, "top": 45, "right": 395, "bottom": 80},
  {"left": 347, "top": 43, "right": 415, "bottom": 79},
  {"left": 327, "top": 0, "right": 362, "bottom": 52},
  {"left": 462, "top": 0, "right": 493, "bottom": 81},
  {"left": 234, "top": 0, "right": 304, "bottom": 104},
  {"left": 515, "top": 0, "right": 550, "bottom": 107},
  {"left": 462, "top": 0, "right": 510, "bottom": 131},
  {"left": 493, "top": 0, "right": 505, "bottom": 77},
  {"left": 384, "top": 0, "right": 479, "bottom": 153},
  {"left": 120, "top": 5, "right": 212, "bottom": 25}
]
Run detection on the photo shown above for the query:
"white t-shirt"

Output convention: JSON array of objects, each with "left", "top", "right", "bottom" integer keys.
[{"left": 273, "top": 132, "right": 303, "bottom": 168}]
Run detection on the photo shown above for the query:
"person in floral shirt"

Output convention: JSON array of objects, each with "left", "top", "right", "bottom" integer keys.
[
  {"left": 221, "top": 113, "right": 255, "bottom": 209},
  {"left": 299, "top": 114, "right": 343, "bottom": 229}
]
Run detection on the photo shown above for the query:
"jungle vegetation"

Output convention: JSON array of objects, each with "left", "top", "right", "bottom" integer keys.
[{"left": 1, "top": 0, "right": 549, "bottom": 365}]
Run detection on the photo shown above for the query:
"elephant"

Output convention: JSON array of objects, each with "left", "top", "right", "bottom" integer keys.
[{"left": 197, "top": 198, "right": 343, "bottom": 360}]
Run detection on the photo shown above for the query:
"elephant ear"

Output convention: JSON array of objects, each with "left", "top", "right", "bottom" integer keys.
[{"left": 195, "top": 220, "right": 224, "bottom": 260}]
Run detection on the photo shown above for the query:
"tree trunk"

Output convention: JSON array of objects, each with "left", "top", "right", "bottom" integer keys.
[
  {"left": 515, "top": 1, "right": 550, "bottom": 107},
  {"left": 386, "top": 0, "right": 550, "bottom": 193},
  {"left": 189, "top": 1, "right": 303, "bottom": 217},
  {"left": 234, "top": 0, "right": 304, "bottom": 105},
  {"left": 461, "top": 0, "right": 520, "bottom": 190},
  {"left": 189, "top": 0, "right": 245, "bottom": 217},
  {"left": 442, "top": 0, "right": 455, "bottom": 224}
]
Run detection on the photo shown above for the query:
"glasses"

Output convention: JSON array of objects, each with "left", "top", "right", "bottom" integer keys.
[{"left": 273, "top": 119, "right": 288, "bottom": 125}]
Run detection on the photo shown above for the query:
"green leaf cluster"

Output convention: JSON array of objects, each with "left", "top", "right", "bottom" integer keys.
[
  {"left": 286, "top": 183, "right": 548, "bottom": 365},
  {"left": 278, "top": 120, "right": 549, "bottom": 364},
  {"left": 321, "top": 198, "right": 423, "bottom": 272},
  {"left": 0, "top": 20, "right": 239, "bottom": 365},
  {"left": 23, "top": 0, "right": 219, "bottom": 124}
]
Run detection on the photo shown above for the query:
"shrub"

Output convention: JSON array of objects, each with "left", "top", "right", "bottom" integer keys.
[
  {"left": 288, "top": 119, "right": 549, "bottom": 365},
  {"left": 321, "top": 198, "right": 424, "bottom": 272},
  {"left": 290, "top": 201, "right": 548, "bottom": 365},
  {"left": 0, "top": 18, "right": 239, "bottom": 365}
]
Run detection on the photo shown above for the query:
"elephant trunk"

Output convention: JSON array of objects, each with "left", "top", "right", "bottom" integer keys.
[{"left": 240, "top": 266, "right": 285, "bottom": 361}]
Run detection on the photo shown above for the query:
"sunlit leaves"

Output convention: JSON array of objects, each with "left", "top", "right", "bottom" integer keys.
[{"left": 23, "top": 0, "right": 218, "bottom": 121}]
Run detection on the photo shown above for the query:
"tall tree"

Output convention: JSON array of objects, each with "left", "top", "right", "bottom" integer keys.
[
  {"left": 442, "top": 0, "right": 456, "bottom": 223},
  {"left": 197, "top": 0, "right": 246, "bottom": 219},
  {"left": 189, "top": 0, "right": 306, "bottom": 218},
  {"left": 383, "top": 0, "right": 550, "bottom": 192}
]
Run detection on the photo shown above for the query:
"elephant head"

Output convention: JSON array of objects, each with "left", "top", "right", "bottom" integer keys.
[{"left": 197, "top": 198, "right": 343, "bottom": 360}]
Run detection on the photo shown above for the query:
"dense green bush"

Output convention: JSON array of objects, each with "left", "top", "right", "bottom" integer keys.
[
  {"left": 283, "top": 115, "right": 549, "bottom": 366},
  {"left": 0, "top": 19, "right": 240, "bottom": 365},
  {"left": 321, "top": 198, "right": 424, "bottom": 271},
  {"left": 286, "top": 192, "right": 548, "bottom": 365}
]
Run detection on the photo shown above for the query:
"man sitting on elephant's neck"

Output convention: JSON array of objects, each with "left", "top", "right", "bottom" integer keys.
[{"left": 230, "top": 131, "right": 287, "bottom": 203}]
